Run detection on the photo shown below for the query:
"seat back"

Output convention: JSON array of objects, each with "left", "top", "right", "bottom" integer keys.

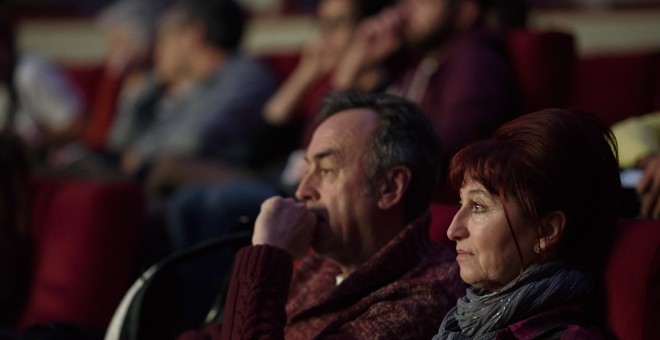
[
  {"left": 105, "top": 231, "right": 252, "bottom": 340},
  {"left": 429, "top": 204, "right": 458, "bottom": 245},
  {"left": 572, "top": 51, "right": 660, "bottom": 126},
  {"left": 606, "top": 218, "right": 660, "bottom": 340},
  {"left": 506, "top": 29, "right": 576, "bottom": 114},
  {"left": 19, "top": 177, "right": 145, "bottom": 331}
]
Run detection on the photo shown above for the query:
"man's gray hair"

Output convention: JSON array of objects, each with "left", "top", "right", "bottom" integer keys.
[{"left": 319, "top": 91, "right": 442, "bottom": 221}]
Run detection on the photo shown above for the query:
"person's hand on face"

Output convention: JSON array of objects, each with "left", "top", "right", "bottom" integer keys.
[
  {"left": 637, "top": 154, "right": 660, "bottom": 219},
  {"left": 252, "top": 196, "right": 318, "bottom": 259},
  {"left": 333, "top": 7, "right": 403, "bottom": 89}
]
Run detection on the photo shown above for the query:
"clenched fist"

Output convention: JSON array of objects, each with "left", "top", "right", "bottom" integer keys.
[{"left": 252, "top": 197, "right": 318, "bottom": 259}]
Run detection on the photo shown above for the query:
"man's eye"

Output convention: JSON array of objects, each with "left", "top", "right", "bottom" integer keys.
[{"left": 320, "top": 168, "right": 334, "bottom": 175}]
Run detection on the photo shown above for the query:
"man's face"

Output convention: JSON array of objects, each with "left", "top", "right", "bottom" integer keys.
[
  {"left": 295, "top": 108, "right": 380, "bottom": 266},
  {"left": 317, "top": 0, "right": 358, "bottom": 57},
  {"left": 154, "top": 8, "right": 193, "bottom": 81},
  {"left": 399, "top": 0, "right": 454, "bottom": 51}
]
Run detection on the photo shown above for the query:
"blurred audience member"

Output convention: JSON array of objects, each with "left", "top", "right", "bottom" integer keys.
[
  {"left": 0, "top": 132, "right": 30, "bottom": 327},
  {"left": 264, "top": 0, "right": 394, "bottom": 129},
  {"left": 0, "top": 15, "right": 84, "bottom": 155},
  {"left": 117, "top": 0, "right": 278, "bottom": 187},
  {"left": 334, "top": 0, "right": 519, "bottom": 162},
  {"left": 85, "top": 0, "right": 171, "bottom": 151},
  {"left": 612, "top": 111, "right": 660, "bottom": 218}
]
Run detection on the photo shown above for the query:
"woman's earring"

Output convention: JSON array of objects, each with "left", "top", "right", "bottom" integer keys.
[{"left": 533, "top": 244, "right": 541, "bottom": 254}]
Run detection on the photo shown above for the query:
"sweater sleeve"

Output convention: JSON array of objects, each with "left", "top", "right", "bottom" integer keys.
[{"left": 221, "top": 245, "right": 293, "bottom": 340}]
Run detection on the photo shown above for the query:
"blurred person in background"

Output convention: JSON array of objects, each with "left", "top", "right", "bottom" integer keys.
[
  {"left": 0, "top": 10, "right": 84, "bottom": 159},
  {"left": 333, "top": 0, "right": 521, "bottom": 187},
  {"left": 263, "top": 0, "right": 396, "bottom": 130},
  {"left": 94, "top": 0, "right": 172, "bottom": 152},
  {"left": 612, "top": 110, "right": 660, "bottom": 218},
  {"left": 116, "top": 0, "right": 279, "bottom": 186},
  {"left": 46, "top": 0, "right": 170, "bottom": 176}
]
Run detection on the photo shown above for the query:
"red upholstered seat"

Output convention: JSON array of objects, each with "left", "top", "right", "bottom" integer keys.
[
  {"left": 572, "top": 51, "right": 660, "bottom": 126},
  {"left": 429, "top": 203, "right": 458, "bottom": 245},
  {"left": 605, "top": 218, "right": 660, "bottom": 340},
  {"left": 19, "top": 177, "right": 145, "bottom": 330},
  {"left": 506, "top": 29, "right": 576, "bottom": 114}
]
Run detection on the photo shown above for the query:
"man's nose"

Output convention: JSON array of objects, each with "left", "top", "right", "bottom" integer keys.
[{"left": 295, "top": 172, "right": 319, "bottom": 202}]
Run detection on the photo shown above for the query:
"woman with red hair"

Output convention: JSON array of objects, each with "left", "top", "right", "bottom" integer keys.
[{"left": 434, "top": 109, "right": 620, "bottom": 338}]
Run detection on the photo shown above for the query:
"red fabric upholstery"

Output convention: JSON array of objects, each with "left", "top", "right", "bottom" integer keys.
[
  {"left": 429, "top": 203, "right": 458, "bottom": 246},
  {"left": 62, "top": 63, "right": 123, "bottom": 151},
  {"left": 19, "top": 177, "right": 145, "bottom": 330},
  {"left": 653, "top": 56, "right": 660, "bottom": 112},
  {"left": 62, "top": 64, "right": 104, "bottom": 112},
  {"left": 605, "top": 219, "right": 660, "bottom": 340},
  {"left": 572, "top": 52, "right": 660, "bottom": 126},
  {"left": 506, "top": 30, "right": 576, "bottom": 114},
  {"left": 83, "top": 69, "right": 124, "bottom": 151}
]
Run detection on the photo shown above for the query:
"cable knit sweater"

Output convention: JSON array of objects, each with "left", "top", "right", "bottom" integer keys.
[{"left": 179, "top": 213, "right": 465, "bottom": 339}]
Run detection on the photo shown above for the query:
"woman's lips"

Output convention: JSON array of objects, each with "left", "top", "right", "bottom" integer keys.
[{"left": 456, "top": 249, "right": 471, "bottom": 260}]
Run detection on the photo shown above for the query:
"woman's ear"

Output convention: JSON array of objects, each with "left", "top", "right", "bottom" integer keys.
[
  {"left": 538, "top": 210, "right": 566, "bottom": 251},
  {"left": 377, "top": 166, "right": 411, "bottom": 210}
]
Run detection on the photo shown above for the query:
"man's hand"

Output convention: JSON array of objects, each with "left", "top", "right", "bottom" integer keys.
[
  {"left": 637, "top": 154, "right": 660, "bottom": 218},
  {"left": 252, "top": 197, "right": 318, "bottom": 259}
]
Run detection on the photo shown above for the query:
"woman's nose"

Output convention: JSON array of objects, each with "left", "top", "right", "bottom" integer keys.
[{"left": 447, "top": 209, "right": 468, "bottom": 241}]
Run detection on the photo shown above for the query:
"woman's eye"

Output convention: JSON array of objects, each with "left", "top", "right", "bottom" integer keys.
[{"left": 471, "top": 201, "right": 486, "bottom": 213}]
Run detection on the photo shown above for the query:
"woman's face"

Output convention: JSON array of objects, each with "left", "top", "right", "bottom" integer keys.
[{"left": 447, "top": 177, "right": 539, "bottom": 291}]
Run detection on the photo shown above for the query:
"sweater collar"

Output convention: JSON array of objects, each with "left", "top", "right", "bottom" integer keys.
[{"left": 295, "top": 212, "right": 434, "bottom": 315}]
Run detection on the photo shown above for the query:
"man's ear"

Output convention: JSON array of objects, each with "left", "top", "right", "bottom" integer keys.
[
  {"left": 538, "top": 210, "right": 566, "bottom": 251},
  {"left": 377, "top": 166, "right": 411, "bottom": 210}
]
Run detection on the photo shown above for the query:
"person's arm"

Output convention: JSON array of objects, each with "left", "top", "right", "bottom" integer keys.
[
  {"left": 263, "top": 41, "right": 331, "bottom": 126},
  {"left": 17, "top": 55, "right": 85, "bottom": 145},
  {"left": 177, "top": 197, "right": 315, "bottom": 340},
  {"left": 636, "top": 154, "right": 660, "bottom": 219},
  {"left": 219, "top": 245, "right": 292, "bottom": 340},
  {"left": 611, "top": 111, "right": 660, "bottom": 169},
  {"left": 331, "top": 8, "right": 402, "bottom": 91}
]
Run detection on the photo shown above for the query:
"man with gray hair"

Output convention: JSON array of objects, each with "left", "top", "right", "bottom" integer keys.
[{"left": 179, "top": 91, "right": 464, "bottom": 339}]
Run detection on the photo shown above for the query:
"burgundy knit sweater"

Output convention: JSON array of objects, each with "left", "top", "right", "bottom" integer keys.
[{"left": 179, "top": 213, "right": 465, "bottom": 339}]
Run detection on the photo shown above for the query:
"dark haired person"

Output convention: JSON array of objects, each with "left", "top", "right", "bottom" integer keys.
[
  {"left": 435, "top": 109, "right": 619, "bottom": 338},
  {"left": 179, "top": 91, "right": 465, "bottom": 339},
  {"left": 333, "top": 0, "right": 520, "bottom": 191},
  {"left": 117, "top": 0, "right": 278, "bottom": 178}
]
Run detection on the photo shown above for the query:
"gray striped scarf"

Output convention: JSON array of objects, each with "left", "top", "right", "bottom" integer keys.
[{"left": 433, "top": 261, "right": 592, "bottom": 339}]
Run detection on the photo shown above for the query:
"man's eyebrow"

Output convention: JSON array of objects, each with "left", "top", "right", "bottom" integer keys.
[{"left": 304, "top": 149, "right": 336, "bottom": 163}]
